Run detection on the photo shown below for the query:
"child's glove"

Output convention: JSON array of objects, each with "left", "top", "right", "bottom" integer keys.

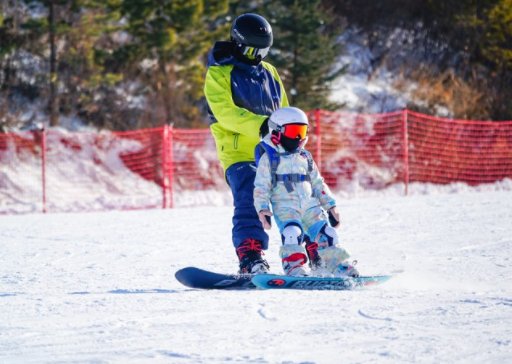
[
  {"left": 328, "top": 207, "right": 340, "bottom": 228},
  {"left": 258, "top": 209, "right": 273, "bottom": 230}
]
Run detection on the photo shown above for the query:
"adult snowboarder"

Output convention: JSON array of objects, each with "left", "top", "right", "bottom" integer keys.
[{"left": 204, "top": 13, "right": 289, "bottom": 274}]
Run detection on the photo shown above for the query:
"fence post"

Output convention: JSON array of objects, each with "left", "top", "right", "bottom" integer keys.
[
  {"left": 402, "top": 109, "right": 409, "bottom": 196},
  {"left": 162, "top": 125, "right": 169, "bottom": 209},
  {"left": 41, "top": 127, "right": 47, "bottom": 213},
  {"left": 314, "top": 109, "right": 322, "bottom": 171},
  {"left": 161, "top": 124, "right": 175, "bottom": 209},
  {"left": 168, "top": 124, "right": 174, "bottom": 208}
]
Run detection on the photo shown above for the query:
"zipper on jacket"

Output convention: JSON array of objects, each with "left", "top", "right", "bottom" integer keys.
[{"left": 233, "top": 133, "right": 239, "bottom": 149}]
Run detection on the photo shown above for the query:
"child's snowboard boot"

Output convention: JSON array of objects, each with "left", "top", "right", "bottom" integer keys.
[
  {"left": 305, "top": 237, "right": 322, "bottom": 269},
  {"left": 279, "top": 244, "right": 308, "bottom": 276},
  {"left": 317, "top": 246, "right": 359, "bottom": 277}
]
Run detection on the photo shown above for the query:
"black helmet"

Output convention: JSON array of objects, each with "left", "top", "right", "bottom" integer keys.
[{"left": 231, "top": 13, "right": 272, "bottom": 62}]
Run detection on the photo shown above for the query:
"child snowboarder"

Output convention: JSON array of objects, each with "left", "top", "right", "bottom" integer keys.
[{"left": 253, "top": 106, "right": 358, "bottom": 277}]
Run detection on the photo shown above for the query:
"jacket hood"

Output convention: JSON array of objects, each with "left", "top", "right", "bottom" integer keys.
[
  {"left": 207, "top": 41, "right": 235, "bottom": 67},
  {"left": 207, "top": 41, "right": 264, "bottom": 73}
]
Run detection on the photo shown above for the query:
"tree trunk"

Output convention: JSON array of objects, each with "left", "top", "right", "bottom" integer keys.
[
  {"left": 159, "top": 58, "right": 173, "bottom": 126},
  {"left": 48, "top": 0, "right": 59, "bottom": 127}
]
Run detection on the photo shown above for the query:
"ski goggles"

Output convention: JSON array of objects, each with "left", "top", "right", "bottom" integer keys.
[
  {"left": 241, "top": 45, "right": 270, "bottom": 60},
  {"left": 282, "top": 123, "right": 308, "bottom": 140}
]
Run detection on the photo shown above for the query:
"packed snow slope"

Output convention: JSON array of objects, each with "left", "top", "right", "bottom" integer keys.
[{"left": 1, "top": 189, "right": 511, "bottom": 363}]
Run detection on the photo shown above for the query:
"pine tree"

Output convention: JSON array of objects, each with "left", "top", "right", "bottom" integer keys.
[
  {"left": 56, "top": 0, "right": 126, "bottom": 129},
  {"left": 479, "top": 0, "right": 512, "bottom": 118},
  {"left": 426, "top": 0, "right": 512, "bottom": 118},
  {"left": 113, "top": 0, "right": 229, "bottom": 128},
  {"left": 0, "top": 1, "right": 126, "bottom": 129},
  {"left": 0, "top": 0, "right": 51, "bottom": 130},
  {"left": 0, "top": 2, "right": 21, "bottom": 131},
  {"left": 261, "top": 0, "right": 345, "bottom": 110},
  {"left": 483, "top": 0, "right": 512, "bottom": 70}
]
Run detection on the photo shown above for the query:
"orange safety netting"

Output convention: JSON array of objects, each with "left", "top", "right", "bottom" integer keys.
[
  {"left": 308, "top": 110, "right": 406, "bottom": 190},
  {"left": 406, "top": 111, "right": 512, "bottom": 185},
  {"left": 1, "top": 110, "right": 511, "bottom": 214}
]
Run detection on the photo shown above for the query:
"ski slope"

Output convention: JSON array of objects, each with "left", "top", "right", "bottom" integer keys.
[{"left": 1, "top": 189, "right": 511, "bottom": 363}]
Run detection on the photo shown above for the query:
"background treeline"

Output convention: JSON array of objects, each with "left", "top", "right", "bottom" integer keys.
[{"left": 0, "top": 0, "right": 511, "bottom": 131}]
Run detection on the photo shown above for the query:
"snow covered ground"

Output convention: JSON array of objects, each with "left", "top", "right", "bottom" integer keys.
[{"left": 1, "top": 188, "right": 511, "bottom": 363}]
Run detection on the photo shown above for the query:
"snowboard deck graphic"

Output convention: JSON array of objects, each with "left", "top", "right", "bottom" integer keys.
[
  {"left": 251, "top": 273, "right": 391, "bottom": 290},
  {"left": 175, "top": 267, "right": 391, "bottom": 291}
]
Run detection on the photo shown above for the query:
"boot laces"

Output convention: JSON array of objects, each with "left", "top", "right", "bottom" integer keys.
[
  {"left": 237, "top": 239, "right": 269, "bottom": 274},
  {"left": 236, "top": 238, "right": 263, "bottom": 259},
  {"left": 305, "top": 241, "right": 322, "bottom": 268},
  {"left": 305, "top": 241, "right": 319, "bottom": 258}
]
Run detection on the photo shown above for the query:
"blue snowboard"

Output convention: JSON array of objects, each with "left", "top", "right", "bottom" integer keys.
[
  {"left": 252, "top": 273, "right": 391, "bottom": 290},
  {"left": 175, "top": 267, "right": 255, "bottom": 290}
]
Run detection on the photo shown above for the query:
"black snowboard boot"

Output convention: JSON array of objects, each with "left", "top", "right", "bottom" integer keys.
[{"left": 236, "top": 238, "right": 269, "bottom": 274}]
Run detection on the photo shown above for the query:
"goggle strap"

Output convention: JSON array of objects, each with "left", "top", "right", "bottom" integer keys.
[
  {"left": 270, "top": 131, "right": 281, "bottom": 145},
  {"left": 268, "top": 119, "right": 281, "bottom": 132}
]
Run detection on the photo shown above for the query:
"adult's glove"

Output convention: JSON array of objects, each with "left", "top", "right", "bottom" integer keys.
[{"left": 259, "top": 117, "right": 270, "bottom": 138}]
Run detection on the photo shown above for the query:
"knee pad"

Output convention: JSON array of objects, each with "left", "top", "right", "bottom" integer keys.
[
  {"left": 281, "top": 223, "right": 304, "bottom": 245},
  {"left": 315, "top": 224, "right": 339, "bottom": 248}
]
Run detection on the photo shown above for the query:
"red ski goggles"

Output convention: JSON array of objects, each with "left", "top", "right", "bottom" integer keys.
[{"left": 282, "top": 123, "right": 308, "bottom": 140}]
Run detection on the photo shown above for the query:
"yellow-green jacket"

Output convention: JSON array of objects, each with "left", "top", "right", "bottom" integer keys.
[{"left": 204, "top": 41, "right": 288, "bottom": 171}]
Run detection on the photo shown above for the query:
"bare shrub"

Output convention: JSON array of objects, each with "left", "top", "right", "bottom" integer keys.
[{"left": 395, "top": 66, "right": 493, "bottom": 120}]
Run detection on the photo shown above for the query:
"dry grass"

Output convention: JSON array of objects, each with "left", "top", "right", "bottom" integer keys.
[{"left": 394, "top": 66, "right": 493, "bottom": 120}]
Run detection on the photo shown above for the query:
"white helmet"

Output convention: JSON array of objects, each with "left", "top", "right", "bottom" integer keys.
[{"left": 268, "top": 107, "right": 309, "bottom": 151}]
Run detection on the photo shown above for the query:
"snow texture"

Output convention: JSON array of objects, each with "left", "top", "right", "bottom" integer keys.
[{"left": 1, "top": 188, "right": 511, "bottom": 363}]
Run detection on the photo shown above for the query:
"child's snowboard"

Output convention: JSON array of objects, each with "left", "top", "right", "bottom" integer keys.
[{"left": 251, "top": 273, "right": 391, "bottom": 290}]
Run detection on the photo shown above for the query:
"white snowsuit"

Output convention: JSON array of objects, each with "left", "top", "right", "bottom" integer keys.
[{"left": 253, "top": 135, "right": 336, "bottom": 241}]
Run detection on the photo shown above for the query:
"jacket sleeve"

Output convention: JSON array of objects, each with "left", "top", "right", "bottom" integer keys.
[
  {"left": 253, "top": 154, "right": 273, "bottom": 212},
  {"left": 309, "top": 160, "right": 337, "bottom": 210},
  {"left": 204, "top": 65, "right": 266, "bottom": 139}
]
